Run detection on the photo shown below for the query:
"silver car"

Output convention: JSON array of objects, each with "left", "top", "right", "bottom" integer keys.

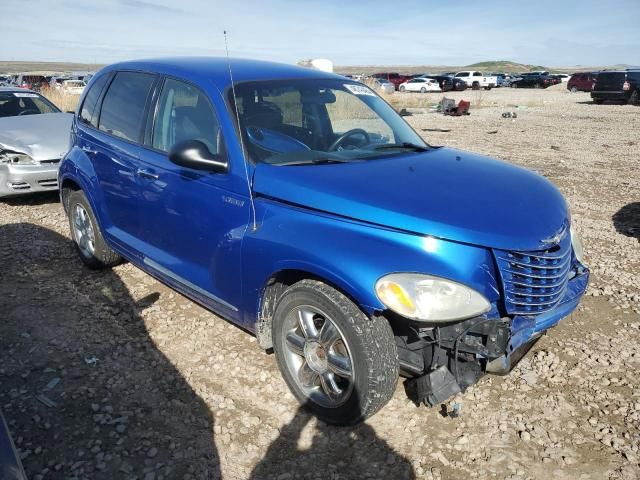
[{"left": 0, "top": 87, "right": 72, "bottom": 197}]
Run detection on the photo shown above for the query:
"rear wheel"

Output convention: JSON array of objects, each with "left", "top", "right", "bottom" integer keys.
[
  {"left": 570, "top": 86, "right": 578, "bottom": 93},
  {"left": 420, "top": 87, "right": 427, "bottom": 93},
  {"left": 593, "top": 98, "right": 604, "bottom": 105},
  {"left": 272, "top": 280, "right": 398, "bottom": 425},
  {"left": 628, "top": 90, "right": 639, "bottom": 105},
  {"left": 399, "top": 85, "right": 405, "bottom": 92},
  {"left": 66, "top": 190, "right": 122, "bottom": 269}
]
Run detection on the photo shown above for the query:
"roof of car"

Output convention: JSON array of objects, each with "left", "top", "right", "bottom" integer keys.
[{"left": 102, "top": 57, "right": 343, "bottom": 91}]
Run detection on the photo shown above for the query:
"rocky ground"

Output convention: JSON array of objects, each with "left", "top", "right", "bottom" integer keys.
[{"left": 1, "top": 87, "right": 638, "bottom": 480}]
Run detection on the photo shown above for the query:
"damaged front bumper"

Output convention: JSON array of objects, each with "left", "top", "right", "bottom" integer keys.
[
  {"left": 401, "top": 268, "right": 589, "bottom": 406},
  {"left": 0, "top": 163, "right": 60, "bottom": 197}
]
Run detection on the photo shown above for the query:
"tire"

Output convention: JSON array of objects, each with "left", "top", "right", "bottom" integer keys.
[
  {"left": 66, "top": 190, "right": 122, "bottom": 269},
  {"left": 570, "top": 86, "right": 578, "bottom": 93},
  {"left": 511, "top": 83, "right": 518, "bottom": 88},
  {"left": 420, "top": 87, "right": 426, "bottom": 93},
  {"left": 593, "top": 98, "right": 604, "bottom": 105},
  {"left": 272, "top": 279, "right": 398, "bottom": 425},
  {"left": 534, "top": 83, "right": 541, "bottom": 89},
  {"left": 472, "top": 82, "right": 480, "bottom": 90},
  {"left": 399, "top": 85, "right": 405, "bottom": 92},
  {"left": 628, "top": 90, "right": 639, "bottom": 105}
]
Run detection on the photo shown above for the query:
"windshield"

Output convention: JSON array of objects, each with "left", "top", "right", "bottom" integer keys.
[
  {"left": 0, "top": 91, "right": 60, "bottom": 118},
  {"left": 230, "top": 79, "right": 428, "bottom": 165}
]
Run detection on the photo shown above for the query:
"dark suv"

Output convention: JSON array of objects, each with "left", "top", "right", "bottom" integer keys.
[
  {"left": 567, "top": 72, "right": 598, "bottom": 92},
  {"left": 591, "top": 70, "right": 640, "bottom": 105}
]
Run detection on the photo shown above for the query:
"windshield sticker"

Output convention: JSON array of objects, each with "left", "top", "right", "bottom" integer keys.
[
  {"left": 344, "top": 84, "right": 376, "bottom": 96},
  {"left": 13, "top": 92, "right": 39, "bottom": 98}
]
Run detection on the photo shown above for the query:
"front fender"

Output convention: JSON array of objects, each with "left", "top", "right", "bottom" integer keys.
[{"left": 241, "top": 199, "right": 500, "bottom": 327}]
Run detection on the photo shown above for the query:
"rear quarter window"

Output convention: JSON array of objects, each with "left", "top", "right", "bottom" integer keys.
[
  {"left": 79, "top": 73, "right": 111, "bottom": 127},
  {"left": 98, "top": 71, "right": 155, "bottom": 142}
]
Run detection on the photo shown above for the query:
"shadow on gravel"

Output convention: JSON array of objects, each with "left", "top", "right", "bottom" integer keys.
[
  {"left": 0, "top": 223, "right": 220, "bottom": 479},
  {"left": 1, "top": 191, "right": 60, "bottom": 206},
  {"left": 249, "top": 401, "right": 415, "bottom": 480},
  {"left": 613, "top": 202, "right": 640, "bottom": 243}
]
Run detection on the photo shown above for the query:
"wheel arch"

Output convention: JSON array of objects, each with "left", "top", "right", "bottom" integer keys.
[
  {"left": 60, "top": 177, "right": 81, "bottom": 213},
  {"left": 255, "top": 267, "right": 373, "bottom": 350},
  {"left": 58, "top": 148, "right": 108, "bottom": 234}
]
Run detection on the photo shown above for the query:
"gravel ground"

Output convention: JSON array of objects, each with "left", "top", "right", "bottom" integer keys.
[{"left": 1, "top": 87, "right": 639, "bottom": 480}]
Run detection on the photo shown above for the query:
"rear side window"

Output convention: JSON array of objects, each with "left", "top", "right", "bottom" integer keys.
[
  {"left": 152, "top": 78, "right": 220, "bottom": 153},
  {"left": 98, "top": 72, "right": 155, "bottom": 142},
  {"left": 79, "top": 73, "right": 110, "bottom": 127},
  {"left": 628, "top": 72, "right": 640, "bottom": 82},
  {"left": 473, "top": 72, "right": 482, "bottom": 77}
]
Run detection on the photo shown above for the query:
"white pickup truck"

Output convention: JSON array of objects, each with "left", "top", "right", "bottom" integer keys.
[{"left": 454, "top": 71, "right": 497, "bottom": 90}]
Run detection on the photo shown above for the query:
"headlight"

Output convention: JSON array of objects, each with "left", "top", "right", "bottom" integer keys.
[
  {"left": 0, "top": 151, "right": 36, "bottom": 165},
  {"left": 375, "top": 273, "right": 491, "bottom": 322},
  {"left": 571, "top": 228, "right": 585, "bottom": 264}
]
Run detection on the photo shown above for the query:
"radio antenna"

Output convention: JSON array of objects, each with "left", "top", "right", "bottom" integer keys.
[{"left": 224, "top": 30, "right": 257, "bottom": 232}]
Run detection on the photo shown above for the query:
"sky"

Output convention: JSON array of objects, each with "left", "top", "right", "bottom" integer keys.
[{"left": 2, "top": 0, "right": 639, "bottom": 67}]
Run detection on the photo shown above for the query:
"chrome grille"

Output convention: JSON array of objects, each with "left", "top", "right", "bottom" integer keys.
[{"left": 494, "top": 235, "right": 572, "bottom": 315}]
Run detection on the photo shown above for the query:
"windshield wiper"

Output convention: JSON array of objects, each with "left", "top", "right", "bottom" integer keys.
[
  {"left": 372, "top": 142, "right": 429, "bottom": 152},
  {"left": 278, "top": 157, "right": 357, "bottom": 166}
]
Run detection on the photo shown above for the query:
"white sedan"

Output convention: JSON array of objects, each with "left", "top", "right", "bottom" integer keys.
[
  {"left": 61, "top": 80, "right": 86, "bottom": 95},
  {"left": 398, "top": 77, "right": 441, "bottom": 93}
]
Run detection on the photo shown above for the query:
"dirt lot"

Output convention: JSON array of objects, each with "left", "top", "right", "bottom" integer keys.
[{"left": 1, "top": 86, "right": 639, "bottom": 480}]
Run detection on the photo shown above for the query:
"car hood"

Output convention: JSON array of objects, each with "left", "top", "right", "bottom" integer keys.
[
  {"left": 0, "top": 113, "right": 73, "bottom": 161},
  {"left": 253, "top": 147, "right": 569, "bottom": 251}
]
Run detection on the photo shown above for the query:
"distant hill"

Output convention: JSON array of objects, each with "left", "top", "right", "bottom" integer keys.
[
  {"left": 0, "top": 60, "right": 104, "bottom": 74},
  {"left": 465, "top": 61, "right": 547, "bottom": 73}
]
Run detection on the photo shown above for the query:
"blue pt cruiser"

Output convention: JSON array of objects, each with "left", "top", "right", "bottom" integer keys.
[{"left": 59, "top": 58, "right": 589, "bottom": 425}]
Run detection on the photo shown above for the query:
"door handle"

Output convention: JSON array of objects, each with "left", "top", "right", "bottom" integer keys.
[
  {"left": 81, "top": 146, "right": 98, "bottom": 155},
  {"left": 136, "top": 168, "right": 159, "bottom": 180}
]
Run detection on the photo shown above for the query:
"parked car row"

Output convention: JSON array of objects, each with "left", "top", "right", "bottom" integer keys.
[
  {"left": 350, "top": 70, "right": 575, "bottom": 93},
  {"left": 0, "top": 71, "right": 94, "bottom": 93}
]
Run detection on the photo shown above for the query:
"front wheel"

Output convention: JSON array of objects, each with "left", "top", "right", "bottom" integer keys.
[
  {"left": 472, "top": 82, "right": 480, "bottom": 90},
  {"left": 272, "top": 280, "right": 398, "bottom": 425},
  {"left": 399, "top": 85, "right": 405, "bottom": 92},
  {"left": 570, "top": 86, "right": 578, "bottom": 93},
  {"left": 420, "top": 87, "right": 426, "bottom": 93}
]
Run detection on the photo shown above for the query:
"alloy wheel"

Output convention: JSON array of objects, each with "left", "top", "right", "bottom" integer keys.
[
  {"left": 282, "top": 305, "right": 354, "bottom": 408},
  {"left": 72, "top": 204, "right": 96, "bottom": 258}
]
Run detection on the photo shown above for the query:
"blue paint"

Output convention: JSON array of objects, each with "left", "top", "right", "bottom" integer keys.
[{"left": 59, "top": 57, "right": 588, "bottom": 359}]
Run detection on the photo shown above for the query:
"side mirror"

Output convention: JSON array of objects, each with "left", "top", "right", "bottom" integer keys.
[{"left": 168, "top": 140, "right": 228, "bottom": 173}]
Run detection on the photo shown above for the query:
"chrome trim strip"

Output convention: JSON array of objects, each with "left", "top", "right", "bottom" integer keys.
[{"left": 143, "top": 257, "right": 238, "bottom": 312}]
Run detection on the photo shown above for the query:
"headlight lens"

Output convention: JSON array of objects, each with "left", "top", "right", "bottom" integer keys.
[
  {"left": 375, "top": 273, "right": 491, "bottom": 322},
  {"left": 0, "top": 151, "right": 36, "bottom": 165},
  {"left": 571, "top": 228, "right": 585, "bottom": 264}
]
